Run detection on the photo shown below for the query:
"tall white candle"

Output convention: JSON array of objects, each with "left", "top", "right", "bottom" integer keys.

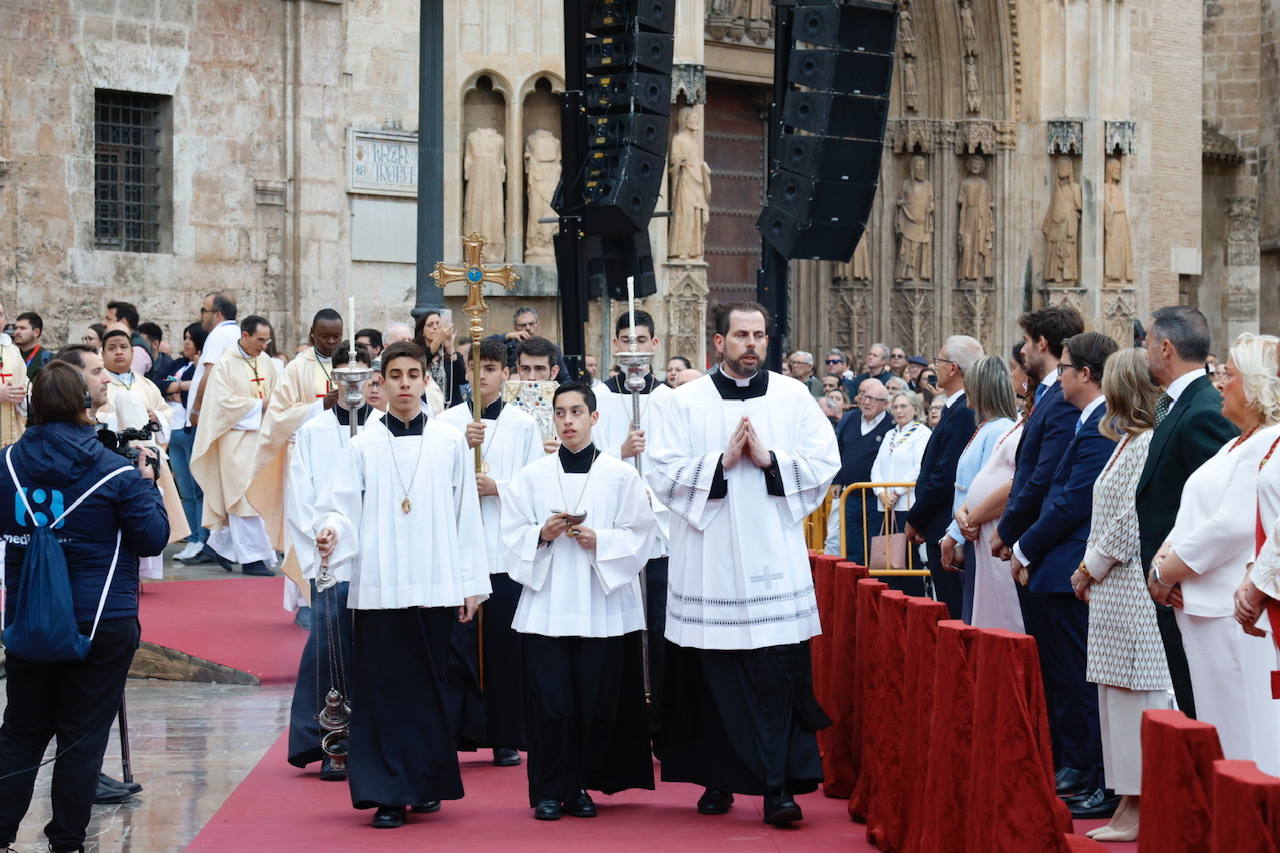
[
  {"left": 626, "top": 275, "right": 636, "bottom": 352},
  {"left": 347, "top": 295, "right": 356, "bottom": 357}
]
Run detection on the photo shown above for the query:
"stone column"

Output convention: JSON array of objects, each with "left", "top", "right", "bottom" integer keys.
[{"left": 1224, "top": 195, "right": 1261, "bottom": 341}]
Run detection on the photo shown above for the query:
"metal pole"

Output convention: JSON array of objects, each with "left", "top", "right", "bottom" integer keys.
[
  {"left": 757, "top": 0, "right": 794, "bottom": 372},
  {"left": 414, "top": 0, "right": 445, "bottom": 317},
  {"left": 117, "top": 697, "right": 133, "bottom": 784}
]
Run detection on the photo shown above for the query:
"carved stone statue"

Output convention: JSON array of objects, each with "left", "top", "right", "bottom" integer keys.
[
  {"left": 964, "top": 56, "right": 981, "bottom": 113},
  {"left": 895, "top": 155, "right": 934, "bottom": 281},
  {"left": 957, "top": 155, "right": 994, "bottom": 280},
  {"left": 1042, "top": 156, "right": 1083, "bottom": 283},
  {"left": 850, "top": 225, "right": 872, "bottom": 280},
  {"left": 668, "top": 108, "right": 711, "bottom": 260},
  {"left": 899, "top": 6, "right": 916, "bottom": 56},
  {"left": 523, "top": 130, "right": 561, "bottom": 264},
  {"left": 903, "top": 59, "right": 919, "bottom": 112},
  {"left": 959, "top": 0, "right": 979, "bottom": 57},
  {"left": 463, "top": 127, "right": 506, "bottom": 262},
  {"left": 1103, "top": 158, "right": 1134, "bottom": 284}
]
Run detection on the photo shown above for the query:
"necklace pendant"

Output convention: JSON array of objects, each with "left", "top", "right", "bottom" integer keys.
[{"left": 401, "top": 497, "right": 412, "bottom": 514}]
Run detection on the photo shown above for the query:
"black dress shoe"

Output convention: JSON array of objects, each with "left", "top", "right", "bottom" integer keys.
[
  {"left": 1069, "top": 788, "right": 1120, "bottom": 819},
  {"left": 318, "top": 757, "right": 346, "bottom": 781},
  {"left": 534, "top": 798, "right": 562, "bottom": 820},
  {"left": 371, "top": 805, "right": 406, "bottom": 828},
  {"left": 1054, "top": 766, "right": 1091, "bottom": 797},
  {"left": 93, "top": 776, "right": 136, "bottom": 805},
  {"left": 410, "top": 801, "right": 441, "bottom": 814},
  {"left": 241, "top": 561, "right": 275, "bottom": 577},
  {"left": 179, "top": 545, "right": 224, "bottom": 567},
  {"left": 696, "top": 787, "right": 734, "bottom": 815},
  {"left": 564, "top": 789, "right": 597, "bottom": 818},
  {"left": 99, "top": 773, "right": 142, "bottom": 795},
  {"left": 294, "top": 606, "right": 313, "bottom": 630},
  {"left": 493, "top": 747, "right": 522, "bottom": 767},
  {"left": 762, "top": 790, "right": 803, "bottom": 825}
]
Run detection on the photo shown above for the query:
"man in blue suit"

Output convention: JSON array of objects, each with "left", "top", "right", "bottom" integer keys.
[
  {"left": 1010, "top": 332, "right": 1119, "bottom": 820},
  {"left": 905, "top": 335, "right": 983, "bottom": 615},
  {"left": 827, "top": 378, "right": 894, "bottom": 566}
]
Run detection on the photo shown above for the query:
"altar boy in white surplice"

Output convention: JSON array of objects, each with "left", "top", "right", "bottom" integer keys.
[
  {"left": 316, "top": 341, "right": 489, "bottom": 830},
  {"left": 501, "top": 381, "right": 658, "bottom": 821}
]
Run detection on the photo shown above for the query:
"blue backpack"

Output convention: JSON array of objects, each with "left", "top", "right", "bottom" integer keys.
[{"left": 2, "top": 447, "right": 130, "bottom": 663}]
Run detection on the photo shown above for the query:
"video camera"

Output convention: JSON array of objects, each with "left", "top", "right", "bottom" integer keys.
[{"left": 97, "top": 422, "right": 162, "bottom": 479}]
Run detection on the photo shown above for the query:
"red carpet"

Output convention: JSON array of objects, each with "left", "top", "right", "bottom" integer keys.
[
  {"left": 139, "top": 577, "right": 306, "bottom": 685},
  {"left": 190, "top": 733, "right": 1135, "bottom": 851}
]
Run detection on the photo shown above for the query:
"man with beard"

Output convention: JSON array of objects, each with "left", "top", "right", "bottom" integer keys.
[{"left": 646, "top": 302, "right": 839, "bottom": 825}]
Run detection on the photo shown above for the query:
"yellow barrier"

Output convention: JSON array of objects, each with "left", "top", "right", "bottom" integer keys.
[{"left": 837, "top": 481, "right": 932, "bottom": 577}]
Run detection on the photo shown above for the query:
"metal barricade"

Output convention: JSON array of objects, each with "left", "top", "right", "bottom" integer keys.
[{"left": 837, "top": 481, "right": 932, "bottom": 580}]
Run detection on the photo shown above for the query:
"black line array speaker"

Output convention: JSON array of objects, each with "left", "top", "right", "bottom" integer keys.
[{"left": 756, "top": 0, "right": 897, "bottom": 261}]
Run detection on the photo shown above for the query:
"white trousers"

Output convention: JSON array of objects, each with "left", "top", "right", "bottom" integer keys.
[
  {"left": 1099, "top": 684, "right": 1169, "bottom": 795},
  {"left": 208, "top": 514, "right": 278, "bottom": 566},
  {"left": 1177, "top": 610, "right": 1280, "bottom": 775}
]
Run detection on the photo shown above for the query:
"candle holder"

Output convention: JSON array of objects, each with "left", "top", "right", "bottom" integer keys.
[
  {"left": 332, "top": 364, "right": 373, "bottom": 417},
  {"left": 615, "top": 349, "right": 654, "bottom": 393}
]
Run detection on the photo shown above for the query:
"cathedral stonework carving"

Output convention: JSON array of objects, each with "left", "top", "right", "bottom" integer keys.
[
  {"left": 523, "top": 129, "right": 560, "bottom": 265},
  {"left": 668, "top": 107, "right": 712, "bottom": 261},
  {"left": 1042, "top": 155, "right": 1081, "bottom": 284},
  {"left": 895, "top": 155, "right": 934, "bottom": 281},
  {"left": 1103, "top": 158, "right": 1133, "bottom": 285},
  {"left": 463, "top": 127, "right": 507, "bottom": 262},
  {"left": 957, "top": 155, "right": 994, "bottom": 281},
  {"left": 849, "top": 227, "right": 871, "bottom": 281},
  {"left": 829, "top": 277, "right": 873, "bottom": 358},
  {"left": 663, "top": 266, "right": 709, "bottom": 369}
]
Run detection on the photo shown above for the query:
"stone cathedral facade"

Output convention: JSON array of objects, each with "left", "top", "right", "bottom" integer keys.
[{"left": 0, "top": 0, "right": 1273, "bottom": 367}]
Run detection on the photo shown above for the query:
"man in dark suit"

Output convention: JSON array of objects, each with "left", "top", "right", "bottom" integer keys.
[
  {"left": 828, "top": 378, "right": 894, "bottom": 567},
  {"left": 1010, "top": 332, "right": 1119, "bottom": 819},
  {"left": 1135, "top": 306, "right": 1238, "bottom": 719},
  {"left": 905, "top": 335, "right": 983, "bottom": 615}
]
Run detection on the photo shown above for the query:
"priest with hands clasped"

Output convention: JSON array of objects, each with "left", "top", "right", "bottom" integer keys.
[
  {"left": 315, "top": 341, "right": 490, "bottom": 830},
  {"left": 647, "top": 302, "right": 840, "bottom": 826}
]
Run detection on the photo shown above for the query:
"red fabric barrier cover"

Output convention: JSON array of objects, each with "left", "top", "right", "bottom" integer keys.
[
  {"left": 1138, "top": 709, "right": 1224, "bottom": 853},
  {"left": 879, "top": 597, "right": 949, "bottom": 853},
  {"left": 849, "top": 580, "right": 889, "bottom": 822},
  {"left": 915, "top": 620, "right": 980, "bottom": 853},
  {"left": 811, "top": 554, "right": 840, "bottom": 712},
  {"left": 865, "top": 592, "right": 911, "bottom": 850},
  {"left": 821, "top": 560, "right": 869, "bottom": 798},
  {"left": 964, "top": 628, "right": 1073, "bottom": 853},
  {"left": 1210, "top": 759, "right": 1280, "bottom": 853}
]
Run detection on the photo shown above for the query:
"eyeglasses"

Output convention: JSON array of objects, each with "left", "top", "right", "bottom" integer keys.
[
  {"left": 200, "top": 307, "right": 214, "bottom": 314},
  {"left": 1059, "top": 362, "right": 1083, "bottom": 375},
  {"left": 863, "top": 396, "right": 890, "bottom": 403},
  {"left": 825, "top": 359, "right": 844, "bottom": 365},
  {"left": 935, "top": 357, "right": 959, "bottom": 367},
  {"left": 890, "top": 353, "right": 907, "bottom": 360}
]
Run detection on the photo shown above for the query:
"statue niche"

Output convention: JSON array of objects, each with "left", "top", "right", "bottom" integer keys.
[
  {"left": 1042, "top": 155, "right": 1082, "bottom": 284},
  {"left": 523, "top": 130, "right": 561, "bottom": 265},
  {"left": 957, "top": 155, "right": 994, "bottom": 281},
  {"left": 668, "top": 107, "right": 711, "bottom": 260},
  {"left": 895, "top": 155, "right": 934, "bottom": 281},
  {"left": 463, "top": 126, "right": 506, "bottom": 263},
  {"left": 1103, "top": 157, "right": 1134, "bottom": 285}
]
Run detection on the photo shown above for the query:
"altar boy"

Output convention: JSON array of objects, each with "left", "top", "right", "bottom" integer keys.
[{"left": 501, "top": 381, "right": 657, "bottom": 820}]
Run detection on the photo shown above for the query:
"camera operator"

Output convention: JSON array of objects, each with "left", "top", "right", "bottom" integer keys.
[{"left": 0, "top": 361, "right": 169, "bottom": 853}]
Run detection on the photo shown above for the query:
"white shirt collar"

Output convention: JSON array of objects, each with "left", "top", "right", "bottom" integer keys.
[
  {"left": 1040, "top": 372, "right": 1058, "bottom": 388},
  {"left": 1078, "top": 394, "right": 1106, "bottom": 425},
  {"left": 860, "top": 410, "right": 887, "bottom": 435},
  {"left": 944, "top": 390, "right": 962, "bottom": 408},
  {"left": 1165, "top": 368, "right": 1203, "bottom": 405}
]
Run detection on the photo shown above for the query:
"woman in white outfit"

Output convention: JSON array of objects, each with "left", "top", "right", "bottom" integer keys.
[
  {"left": 870, "top": 391, "right": 931, "bottom": 592},
  {"left": 1149, "top": 333, "right": 1280, "bottom": 776},
  {"left": 1069, "top": 348, "right": 1170, "bottom": 842}
]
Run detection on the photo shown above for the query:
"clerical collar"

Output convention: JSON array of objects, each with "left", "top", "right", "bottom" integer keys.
[
  {"left": 481, "top": 397, "right": 504, "bottom": 420},
  {"left": 710, "top": 365, "right": 769, "bottom": 400},
  {"left": 604, "top": 372, "right": 662, "bottom": 395},
  {"left": 558, "top": 441, "right": 598, "bottom": 473},
  {"left": 385, "top": 410, "right": 427, "bottom": 436},
  {"left": 335, "top": 403, "right": 372, "bottom": 427},
  {"left": 109, "top": 370, "right": 134, "bottom": 387}
]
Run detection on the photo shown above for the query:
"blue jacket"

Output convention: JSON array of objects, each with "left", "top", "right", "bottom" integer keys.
[
  {"left": 1016, "top": 403, "right": 1116, "bottom": 594},
  {"left": 833, "top": 412, "right": 894, "bottom": 486},
  {"left": 997, "top": 381, "right": 1078, "bottom": 547},
  {"left": 0, "top": 422, "right": 169, "bottom": 626},
  {"left": 905, "top": 392, "right": 977, "bottom": 541}
]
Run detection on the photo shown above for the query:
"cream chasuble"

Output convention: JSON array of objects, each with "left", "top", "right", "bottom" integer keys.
[{"left": 0, "top": 341, "right": 28, "bottom": 447}]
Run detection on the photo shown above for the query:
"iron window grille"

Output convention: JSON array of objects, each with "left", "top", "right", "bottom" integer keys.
[{"left": 94, "top": 90, "right": 165, "bottom": 253}]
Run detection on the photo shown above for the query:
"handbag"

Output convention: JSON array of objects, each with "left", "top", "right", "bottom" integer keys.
[
  {"left": 2, "top": 447, "right": 130, "bottom": 663},
  {"left": 867, "top": 504, "right": 908, "bottom": 572}
]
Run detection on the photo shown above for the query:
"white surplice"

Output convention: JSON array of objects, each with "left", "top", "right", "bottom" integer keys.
[
  {"left": 286, "top": 407, "right": 364, "bottom": 583},
  {"left": 594, "top": 377, "right": 673, "bottom": 555},
  {"left": 645, "top": 370, "right": 840, "bottom": 650},
  {"left": 318, "top": 410, "right": 491, "bottom": 610},
  {"left": 438, "top": 400, "right": 545, "bottom": 572},
  {"left": 502, "top": 449, "right": 657, "bottom": 637}
]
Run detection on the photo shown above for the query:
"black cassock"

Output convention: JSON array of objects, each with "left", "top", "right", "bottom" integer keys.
[
  {"left": 347, "top": 607, "right": 463, "bottom": 808},
  {"left": 656, "top": 640, "right": 831, "bottom": 796},
  {"left": 523, "top": 632, "right": 654, "bottom": 806},
  {"left": 445, "top": 571, "right": 526, "bottom": 749},
  {"left": 287, "top": 580, "right": 353, "bottom": 768}
]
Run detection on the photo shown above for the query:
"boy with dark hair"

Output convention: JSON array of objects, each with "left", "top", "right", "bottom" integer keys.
[{"left": 501, "top": 380, "right": 657, "bottom": 820}]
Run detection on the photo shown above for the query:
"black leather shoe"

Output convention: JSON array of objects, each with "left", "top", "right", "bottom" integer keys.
[
  {"left": 371, "top": 805, "right": 406, "bottom": 828},
  {"left": 1055, "top": 766, "right": 1091, "bottom": 797},
  {"left": 99, "top": 773, "right": 142, "bottom": 795},
  {"left": 93, "top": 776, "right": 137, "bottom": 805},
  {"left": 1069, "top": 788, "right": 1120, "bottom": 819},
  {"left": 564, "top": 789, "right": 597, "bottom": 818},
  {"left": 318, "top": 757, "right": 346, "bottom": 781},
  {"left": 493, "top": 747, "right": 521, "bottom": 767},
  {"left": 410, "top": 801, "right": 441, "bottom": 814},
  {"left": 180, "top": 545, "right": 225, "bottom": 567},
  {"left": 762, "top": 790, "right": 803, "bottom": 825},
  {"left": 696, "top": 787, "right": 734, "bottom": 815},
  {"left": 294, "top": 606, "right": 313, "bottom": 630},
  {"left": 241, "top": 561, "right": 275, "bottom": 577},
  {"left": 534, "top": 798, "right": 562, "bottom": 820}
]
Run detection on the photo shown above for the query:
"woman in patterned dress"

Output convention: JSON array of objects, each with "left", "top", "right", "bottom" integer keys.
[{"left": 1069, "top": 348, "right": 1168, "bottom": 843}]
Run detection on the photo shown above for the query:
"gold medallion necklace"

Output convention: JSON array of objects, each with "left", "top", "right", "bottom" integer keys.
[{"left": 386, "top": 412, "right": 427, "bottom": 513}]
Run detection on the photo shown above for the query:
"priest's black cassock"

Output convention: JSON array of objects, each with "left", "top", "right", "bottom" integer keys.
[{"left": 645, "top": 368, "right": 840, "bottom": 797}]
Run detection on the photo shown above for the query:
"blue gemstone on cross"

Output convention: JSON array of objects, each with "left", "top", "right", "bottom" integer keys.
[{"left": 467, "top": 267, "right": 483, "bottom": 283}]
